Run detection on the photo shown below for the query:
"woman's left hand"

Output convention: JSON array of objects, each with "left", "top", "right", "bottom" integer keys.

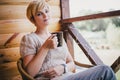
[{"left": 42, "top": 65, "right": 64, "bottom": 78}]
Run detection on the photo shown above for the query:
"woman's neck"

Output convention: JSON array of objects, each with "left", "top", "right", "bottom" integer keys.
[
  {"left": 35, "top": 28, "right": 51, "bottom": 39},
  {"left": 35, "top": 26, "right": 49, "bottom": 34}
]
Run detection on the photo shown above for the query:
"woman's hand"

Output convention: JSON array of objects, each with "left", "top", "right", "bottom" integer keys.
[
  {"left": 42, "top": 65, "right": 64, "bottom": 78},
  {"left": 42, "top": 34, "right": 58, "bottom": 49}
]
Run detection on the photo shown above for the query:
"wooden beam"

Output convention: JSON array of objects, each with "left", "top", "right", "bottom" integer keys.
[
  {"left": 74, "top": 61, "right": 93, "bottom": 68},
  {"left": 60, "top": 0, "right": 74, "bottom": 59},
  {"left": 65, "top": 23, "right": 103, "bottom": 65},
  {"left": 111, "top": 56, "right": 120, "bottom": 73},
  {"left": 63, "top": 29, "right": 74, "bottom": 59},
  {"left": 61, "top": 10, "right": 120, "bottom": 23},
  {"left": 60, "top": 0, "right": 70, "bottom": 19}
]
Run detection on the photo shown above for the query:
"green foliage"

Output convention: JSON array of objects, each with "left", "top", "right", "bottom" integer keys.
[
  {"left": 111, "top": 17, "right": 120, "bottom": 27},
  {"left": 73, "top": 10, "right": 120, "bottom": 31},
  {"left": 73, "top": 19, "right": 109, "bottom": 32}
]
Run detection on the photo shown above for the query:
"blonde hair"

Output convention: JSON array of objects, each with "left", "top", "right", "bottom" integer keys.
[{"left": 26, "top": 0, "right": 50, "bottom": 23}]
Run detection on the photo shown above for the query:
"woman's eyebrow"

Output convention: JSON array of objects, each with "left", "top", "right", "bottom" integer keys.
[{"left": 37, "top": 11, "right": 42, "bottom": 13}]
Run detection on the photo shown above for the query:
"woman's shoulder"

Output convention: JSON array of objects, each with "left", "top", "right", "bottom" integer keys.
[
  {"left": 24, "top": 32, "right": 35, "bottom": 37},
  {"left": 22, "top": 32, "right": 35, "bottom": 39},
  {"left": 21, "top": 32, "right": 36, "bottom": 42}
]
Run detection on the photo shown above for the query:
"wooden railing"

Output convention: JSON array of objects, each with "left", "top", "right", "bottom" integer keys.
[
  {"left": 60, "top": 0, "right": 120, "bottom": 73},
  {"left": 65, "top": 23, "right": 104, "bottom": 65},
  {"left": 62, "top": 22, "right": 120, "bottom": 73},
  {"left": 61, "top": 10, "right": 120, "bottom": 23}
]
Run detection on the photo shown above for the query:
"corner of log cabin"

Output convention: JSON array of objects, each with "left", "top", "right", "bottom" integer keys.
[{"left": 0, "top": 0, "right": 61, "bottom": 79}]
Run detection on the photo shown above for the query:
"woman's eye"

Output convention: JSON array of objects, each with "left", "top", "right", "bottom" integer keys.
[
  {"left": 37, "top": 13, "right": 42, "bottom": 16},
  {"left": 45, "top": 10, "right": 49, "bottom": 13}
]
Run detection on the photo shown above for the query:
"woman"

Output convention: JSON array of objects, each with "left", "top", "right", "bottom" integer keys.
[{"left": 20, "top": 0, "right": 116, "bottom": 80}]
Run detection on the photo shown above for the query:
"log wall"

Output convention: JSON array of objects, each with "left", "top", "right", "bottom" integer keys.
[{"left": 0, "top": 0, "right": 61, "bottom": 79}]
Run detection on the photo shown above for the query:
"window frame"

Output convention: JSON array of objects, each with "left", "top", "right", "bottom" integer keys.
[{"left": 60, "top": 0, "right": 120, "bottom": 73}]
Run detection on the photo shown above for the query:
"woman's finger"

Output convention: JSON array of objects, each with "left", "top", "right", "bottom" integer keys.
[{"left": 49, "top": 34, "right": 56, "bottom": 39}]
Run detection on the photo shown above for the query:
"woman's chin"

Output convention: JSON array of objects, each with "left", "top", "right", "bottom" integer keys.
[{"left": 45, "top": 21, "right": 49, "bottom": 25}]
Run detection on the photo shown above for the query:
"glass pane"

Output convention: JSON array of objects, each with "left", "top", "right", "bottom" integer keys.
[
  {"left": 73, "top": 16, "right": 120, "bottom": 66},
  {"left": 73, "top": 39, "right": 92, "bottom": 65},
  {"left": 69, "top": 0, "right": 120, "bottom": 17}
]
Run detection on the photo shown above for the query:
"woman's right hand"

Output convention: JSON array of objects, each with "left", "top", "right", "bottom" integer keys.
[{"left": 42, "top": 34, "right": 58, "bottom": 49}]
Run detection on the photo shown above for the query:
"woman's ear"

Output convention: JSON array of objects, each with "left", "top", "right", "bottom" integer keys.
[{"left": 30, "top": 16, "right": 35, "bottom": 24}]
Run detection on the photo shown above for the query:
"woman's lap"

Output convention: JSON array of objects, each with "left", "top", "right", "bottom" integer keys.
[{"left": 62, "top": 65, "right": 116, "bottom": 80}]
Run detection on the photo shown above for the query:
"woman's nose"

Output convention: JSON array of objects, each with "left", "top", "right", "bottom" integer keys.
[{"left": 43, "top": 13, "right": 47, "bottom": 18}]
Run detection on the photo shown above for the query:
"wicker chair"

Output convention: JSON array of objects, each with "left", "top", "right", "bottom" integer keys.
[{"left": 17, "top": 58, "right": 34, "bottom": 80}]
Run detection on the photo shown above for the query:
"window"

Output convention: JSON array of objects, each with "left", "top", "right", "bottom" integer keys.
[
  {"left": 69, "top": 0, "right": 120, "bottom": 17},
  {"left": 68, "top": 0, "right": 120, "bottom": 79}
]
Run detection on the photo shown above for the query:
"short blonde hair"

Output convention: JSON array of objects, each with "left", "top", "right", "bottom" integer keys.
[{"left": 26, "top": 0, "right": 50, "bottom": 23}]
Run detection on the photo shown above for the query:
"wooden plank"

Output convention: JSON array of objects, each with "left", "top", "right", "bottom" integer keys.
[
  {"left": 50, "top": 18, "right": 60, "bottom": 23},
  {"left": 0, "top": 19, "right": 35, "bottom": 34},
  {"left": 47, "top": 0, "right": 60, "bottom": 6},
  {"left": 63, "top": 29, "right": 74, "bottom": 59},
  {"left": 0, "top": 0, "right": 30, "bottom": 3},
  {"left": 111, "top": 56, "right": 120, "bottom": 73},
  {"left": 0, "top": 33, "right": 29, "bottom": 48},
  {"left": 0, "top": 34, "right": 12, "bottom": 46},
  {"left": 4, "top": 33, "right": 19, "bottom": 47},
  {"left": 0, "top": 2, "right": 28, "bottom": 5},
  {"left": 0, "top": 5, "right": 27, "bottom": 20},
  {"left": 50, "top": 6, "right": 61, "bottom": 18},
  {"left": 0, "top": 5, "right": 60, "bottom": 20},
  {"left": 66, "top": 23, "right": 103, "bottom": 65},
  {"left": 47, "top": 18, "right": 61, "bottom": 32},
  {"left": 0, "top": 0, "right": 60, "bottom": 6},
  {"left": 0, "top": 62, "right": 21, "bottom": 80},
  {"left": 60, "top": 0, "right": 70, "bottom": 19},
  {"left": 60, "top": 0, "right": 74, "bottom": 58},
  {"left": 61, "top": 10, "right": 120, "bottom": 23},
  {"left": 48, "top": 22, "right": 61, "bottom": 32},
  {"left": 0, "top": 47, "right": 20, "bottom": 64},
  {"left": 74, "top": 61, "right": 93, "bottom": 68}
]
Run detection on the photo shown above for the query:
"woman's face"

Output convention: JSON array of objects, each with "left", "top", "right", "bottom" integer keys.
[{"left": 34, "top": 8, "right": 51, "bottom": 28}]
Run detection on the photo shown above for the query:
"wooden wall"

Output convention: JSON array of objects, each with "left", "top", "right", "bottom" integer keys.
[{"left": 0, "top": 0, "right": 61, "bottom": 80}]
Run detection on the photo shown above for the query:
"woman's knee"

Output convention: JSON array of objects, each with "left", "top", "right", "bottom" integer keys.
[
  {"left": 97, "top": 65, "right": 116, "bottom": 80},
  {"left": 96, "top": 65, "right": 111, "bottom": 70}
]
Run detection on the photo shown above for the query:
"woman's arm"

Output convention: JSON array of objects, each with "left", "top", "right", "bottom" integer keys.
[
  {"left": 66, "top": 52, "right": 75, "bottom": 72},
  {"left": 41, "top": 52, "right": 75, "bottom": 79},
  {"left": 22, "top": 35, "right": 58, "bottom": 77},
  {"left": 23, "top": 46, "right": 49, "bottom": 77}
]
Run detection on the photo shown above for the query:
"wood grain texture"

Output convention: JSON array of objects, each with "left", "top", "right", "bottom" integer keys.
[
  {"left": 50, "top": 6, "right": 61, "bottom": 18},
  {"left": 0, "top": 0, "right": 60, "bottom": 6},
  {"left": 111, "top": 56, "right": 120, "bottom": 73},
  {"left": 61, "top": 10, "right": 120, "bottom": 23},
  {"left": 0, "top": 5, "right": 27, "bottom": 20},
  {"left": 0, "top": 62, "right": 21, "bottom": 80},
  {"left": 47, "top": 0, "right": 60, "bottom": 6},
  {"left": 0, "top": 33, "right": 29, "bottom": 48},
  {"left": 0, "top": 19, "right": 36, "bottom": 34},
  {"left": 67, "top": 23, "right": 103, "bottom": 65},
  {"left": 0, "top": 0, "right": 31, "bottom": 3},
  {"left": 0, "top": 5, "right": 60, "bottom": 20},
  {"left": 0, "top": 47, "right": 20, "bottom": 64}
]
